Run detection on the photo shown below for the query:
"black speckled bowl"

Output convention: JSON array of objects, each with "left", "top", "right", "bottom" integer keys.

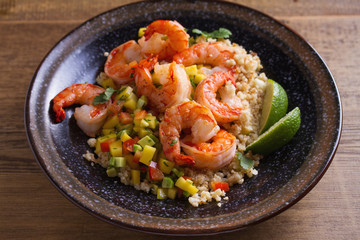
[{"left": 25, "top": 0, "right": 342, "bottom": 235}]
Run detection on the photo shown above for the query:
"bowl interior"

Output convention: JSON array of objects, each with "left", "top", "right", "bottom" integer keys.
[{"left": 26, "top": 0, "right": 341, "bottom": 235}]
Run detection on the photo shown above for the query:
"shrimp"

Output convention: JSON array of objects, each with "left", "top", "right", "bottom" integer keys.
[
  {"left": 173, "top": 42, "right": 236, "bottom": 77},
  {"left": 159, "top": 101, "right": 220, "bottom": 166},
  {"left": 138, "top": 20, "right": 189, "bottom": 61},
  {"left": 134, "top": 56, "right": 192, "bottom": 113},
  {"left": 180, "top": 129, "right": 236, "bottom": 170},
  {"left": 104, "top": 40, "right": 142, "bottom": 86},
  {"left": 52, "top": 83, "right": 109, "bottom": 137},
  {"left": 73, "top": 105, "right": 108, "bottom": 137},
  {"left": 194, "top": 71, "right": 242, "bottom": 124}
]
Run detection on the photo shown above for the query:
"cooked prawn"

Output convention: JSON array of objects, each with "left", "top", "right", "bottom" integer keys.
[
  {"left": 104, "top": 40, "right": 142, "bottom": 86},
  {"left": 173, "top": 42, "right": 236, "bottom": 76},
  {"left": 194, "top": 71, "right": 242, "bottom": 124},
  {"left": 73, "top": 105, "right": 108, "bottom": 137},
  {"left": 52, "top": 83, "right": 108, "bottom": 137},
  {"left": 159, "top": 101, "right": 220, "bottom": 166},
  {"left": 138, "top": 20, "right": 189, "bottom": 61},
  {"left": 134, "top": 56, "right": 192, "bottom": 113},
  {"left": 180, "top": 129, "right": 236, "bottom": 170}
]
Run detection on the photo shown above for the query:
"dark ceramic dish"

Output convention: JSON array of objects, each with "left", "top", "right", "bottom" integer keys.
[{"left": 25, "top": 0, "right": 342, "bottom": 235}]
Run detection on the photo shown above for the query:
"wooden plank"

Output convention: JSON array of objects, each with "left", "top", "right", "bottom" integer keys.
[
  {"left": 0, "top": 23, "right": 79, "bottom": 174},
  {"left": 0, "top": 0, "right": 360, "bottom": 22},
  {"left": 0, "top": 170, "right": 358, "bottom": 239}
]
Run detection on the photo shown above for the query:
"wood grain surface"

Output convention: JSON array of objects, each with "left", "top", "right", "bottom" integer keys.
[{"left": 1, "top": 0, "right": 359, "bottom": 239}]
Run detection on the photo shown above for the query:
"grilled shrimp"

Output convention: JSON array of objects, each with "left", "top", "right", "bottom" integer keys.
[
  {"left": 159, "top": 101, "right": 220, "bottom": 166},
  {"left": 173, "top": 41, "right": 236, "bottom": 75},
  {"left": 104, "top": 40, "right": 142, "bottom": 86},
  {"left": 52, "top": 83, "right": 108, "bottom": 137},
  {"left": 194, "top": 71, "right": 242, "bottom": 124},
  {"left": 138, "top": 20, "right": 189, "bottom": 61},
  {"left": 134, "top": 56, "right": 192, "bottom": 113},
  {"left": 181, "top": 129, "right": 236, "bottom": 170}
]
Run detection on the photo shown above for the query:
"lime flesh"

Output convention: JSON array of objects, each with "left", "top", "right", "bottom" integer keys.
[
  {"left": 246, "top": 107, "right": 301, "bottom": 155},
  {"left": 260, "top": 79, "right": 288, "bottom": 134}
]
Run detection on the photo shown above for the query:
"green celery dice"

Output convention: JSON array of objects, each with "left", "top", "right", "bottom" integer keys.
[
  {"left": 157, "top": 188, "right": 167, "bottom": 200},
  {"left": 137, "top": 135, "right": 156, "bottom": 148},
  {"left": 171, "top": 168, "right": 184, "bottom": 178},
  {"left": 108, "top": 157, "right": 116, "bottom": 167},
  {"left": 136, "top": 95, "right": 148, "bottom": 109},
  {"left": 167, "top": 188, "right": 177, "bottom": 199},
  {"left": 133, "top": 144, "right": 143, "bottom": 152},
  {"left": 183, "top": 191, "right": 191, "bottom": 197},
  {"left": 148, "top": 134, "right": 160, "bottom": 143},
  {"left": 151, "top": 184, "right": 159, "bottom": 195},
  {"left": 161, "top": 177, "right": 174, "bottom": 188},
  {"left": 114, "top": 157, "right": 126, "bottom": 168},
  {"left": 106, "top": 167, "right": 117, "bottom": 177}
]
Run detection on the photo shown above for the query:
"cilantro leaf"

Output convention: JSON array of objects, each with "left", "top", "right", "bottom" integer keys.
[
  {"left": 169, "top": 140, "right": 178, "bottom": 146},
  {"left": 192, "top": 28, "right": 232, "bottom": 39},
  {"left": 92, "top": 87, "right": 115, "bottom": 105},
  {"left": 236, "top": 152, "right": 254, "bottom": 170},
  {"left": 189, "top": 76, "right": 197, "bottom": 88}
]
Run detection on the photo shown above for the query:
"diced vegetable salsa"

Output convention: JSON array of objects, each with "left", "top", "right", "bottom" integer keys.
[{"left": 93, "top": 86, "right": 199, "bottom": 200}]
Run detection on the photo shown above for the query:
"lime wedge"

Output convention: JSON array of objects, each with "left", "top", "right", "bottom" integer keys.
[
  {"left": 260, "top": 79, "right": 288, "bottom": 134},
  {"left": 246, "top": 107, "right": 301, "bottom": 155}
]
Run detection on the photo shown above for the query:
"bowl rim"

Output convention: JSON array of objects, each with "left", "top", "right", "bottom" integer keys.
[{"left": 24, "top": 0, "right": 342, "bottom": 235}]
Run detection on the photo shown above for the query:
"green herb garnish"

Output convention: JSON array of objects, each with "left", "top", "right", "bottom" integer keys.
[
  {"left": 236, "top": 152, "right": 254, "bottom": 170},
  {"left": 192, "top": 28, "right": 232, "bottom": 39},
  {"left": 117, "top": 87, "right": 127, "bottom": 94},
  {"left": 93, "top": 87, "right": 115, "bottom": 105},
  {"left": 154, "top": 83, "right": 163, "bottom": 89},
  {"left": 169, "top": 140, "right": 178, "bottom": 146},
  {"left": 189, "top": 36, "right": 196, "bottom": 46},
  {"left": 189, "top": 77, "right": 197, "bottom": 88}
]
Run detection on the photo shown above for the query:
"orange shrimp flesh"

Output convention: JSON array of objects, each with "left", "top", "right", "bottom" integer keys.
[
  {"left": 134, "top": 56, "right": 192, "bottom": 113},
  {"left": 159, "top": 101, "right": 220, "bottom": 166},
  {"left": 141, "top": 20, "right": 189, "bottom": 61},
  {"left": 52, "top": 83, "right": 106, "bottom": 122},
  {"left": 180, "top": 129, "right": 236, "bottom": 170},
  {"left": 194, "top": 71, "right": 242, "bottom": 124},
  {"left": 173, "top": 42, "right": 236, "bottom": 75},
  {"left": 104, "top": 40, "right": 142, "bottom": 86}
]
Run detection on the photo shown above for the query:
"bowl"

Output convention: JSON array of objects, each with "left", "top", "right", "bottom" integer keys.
[{"left": 25, "top": 0, "right": 342, "bottom": 235}]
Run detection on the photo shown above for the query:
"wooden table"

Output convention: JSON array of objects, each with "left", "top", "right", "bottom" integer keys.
[{"left": 1, "top": 0, "right": 359, "bottom": 239}]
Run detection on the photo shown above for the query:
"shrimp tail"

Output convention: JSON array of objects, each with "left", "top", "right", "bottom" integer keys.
[
  {"left": 55, "top": 109, "right": 66, "bottom": 122},
  {"left": 139, "top": 55, "right": 158, "bottom": 69},
  {"left": 227, "top": 73, "right": 237, "bottom": 87},
  {"left": 175, "top": 154, "right": 195, "bottom": 166}
]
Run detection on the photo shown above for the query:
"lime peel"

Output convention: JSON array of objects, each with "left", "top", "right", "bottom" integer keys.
[
  {"left": 260, "top": 79, "right": 288, "bottom": 134},
  {"left": 246, "top": 107, "right": 301, "bottom": 155}
]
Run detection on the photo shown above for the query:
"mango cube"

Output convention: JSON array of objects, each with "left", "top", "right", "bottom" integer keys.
[
  {"left": 139, "top": 145, "right": 156, "bottom": 166},
  {"left": 103, "top": 115, "right": 120, "bottom": 129},
  {"left": 109, "top": 140, "right": 123, "bottom": 157},
  {"left": 131, "top": 170, "right": 140, "bottom": 185},
  {"left": 175, "top": 177, "right": 199, "bottom": 195},
  {"left": 158, "top": 158, "right": 175, "bottom": 174},
  {"left": 101, "top": 77, "right": 116, "bottom": 89}
]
